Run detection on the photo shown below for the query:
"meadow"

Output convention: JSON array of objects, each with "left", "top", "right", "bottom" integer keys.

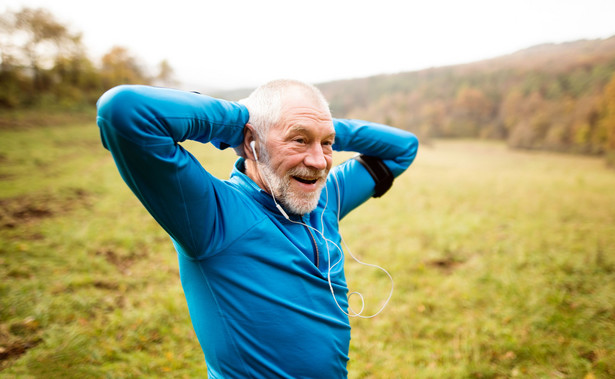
[{"left": 1, "top": 121, "right": 614, "bottom": 378}]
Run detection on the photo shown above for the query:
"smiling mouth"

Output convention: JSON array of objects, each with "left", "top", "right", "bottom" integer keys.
[{"left": 292, "top": 176, "right": 318, "bottom": 185}]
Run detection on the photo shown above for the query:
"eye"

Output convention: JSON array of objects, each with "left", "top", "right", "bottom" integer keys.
[
  {"left": 293, "top": 137, "right": 307, "bottom": 144},
  {"left": 322, "top": 138, "right": 334, "bottom": 148}
]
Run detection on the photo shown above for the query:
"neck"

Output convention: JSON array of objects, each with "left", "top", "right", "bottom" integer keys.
[{"left": 245, "top": 159, "right": 268, "bottom": 193}]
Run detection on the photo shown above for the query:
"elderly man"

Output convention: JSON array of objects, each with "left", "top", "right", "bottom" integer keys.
[{"left": 96, "top": 79, "right": 418, "bottom": 378}]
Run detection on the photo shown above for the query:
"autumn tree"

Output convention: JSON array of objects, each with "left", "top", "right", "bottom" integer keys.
[
  {"left": 154, "top": 59, "right": 178, "bottom": 87},
  {"left": 51, "top": 53, "right": 103, "bottom": 106},
  {"left": 1, "top": 8, "right": 83, "bottom": 92},
  {"left": 0, "top": 7, "right": 171, "bottom": 110},
  {"left": 599, "top": 73, "right": 615, "bottom": 165},
  {"left": 101, "top": 46, "right": 150, "bottom": 89},
  {"left": 0, "top": 7, "right": 98, "bottom": 108},
  {"left": 450, "top": 86, "right": 494, "bottom": 137}
]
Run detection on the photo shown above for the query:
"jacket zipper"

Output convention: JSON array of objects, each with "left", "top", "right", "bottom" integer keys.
[{"left": 304, "top": 225, "right": 320, "bottom": 268}]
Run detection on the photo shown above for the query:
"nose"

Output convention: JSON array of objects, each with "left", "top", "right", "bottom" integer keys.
[{"left": 304, "top": 143, "right": 328, "bottom": 171}]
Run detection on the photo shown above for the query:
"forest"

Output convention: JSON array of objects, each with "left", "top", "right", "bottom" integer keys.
[
  {"left": 0, "top": 7, "right": 174, "bottom": 112},
  {"left": 2, "top": 6, "right": 615, "bottom": 165},
  {"left": 316, "top": 37, "right": 615, "bottom": 165}
]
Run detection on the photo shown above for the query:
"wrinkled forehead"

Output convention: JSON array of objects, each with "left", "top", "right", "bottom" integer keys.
[{"left": 272, "top": 88, "right": 333, "bottom": 133}]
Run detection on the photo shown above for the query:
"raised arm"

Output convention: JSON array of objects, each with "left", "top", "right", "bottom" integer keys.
[
  {"left": 331, "top": 118, "right": 419, "bottom": 218},
  {"left": 96, "top": 85, "right": 249, "bottom": 258}
]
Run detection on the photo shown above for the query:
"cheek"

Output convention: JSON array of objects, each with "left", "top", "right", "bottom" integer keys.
[
  {"left": 275, "top": 149, "right": 306, "bottom": 170},
  {"left": 271, "top": 155, "right": 302, "bottom": 176},
  {"left": 324, "top": 154, "right": 333, "bottom": 171}
]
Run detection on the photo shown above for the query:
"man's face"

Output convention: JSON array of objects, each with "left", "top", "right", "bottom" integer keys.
[{"left": 258, "top": 91, "right": 335, "bottom": 215}]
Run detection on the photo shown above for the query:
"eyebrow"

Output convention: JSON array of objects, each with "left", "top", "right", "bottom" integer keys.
[{"left": 287, "top": 125, "right": 336, "bottom": 140}]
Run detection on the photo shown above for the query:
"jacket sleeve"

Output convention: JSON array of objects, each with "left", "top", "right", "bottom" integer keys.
[
  {"left": 96, "top": 85, "right": 250, "bottom": 258},
  {"left": 331, "top": 119, "right": 419, "bottom": 219}
]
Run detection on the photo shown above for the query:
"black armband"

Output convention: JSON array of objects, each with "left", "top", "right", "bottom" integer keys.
[{"left": 353, "top": 154, "right": 394, "bottom": 198}]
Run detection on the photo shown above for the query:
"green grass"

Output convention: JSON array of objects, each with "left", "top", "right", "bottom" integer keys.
[{"left": 1, "top": 122, "right": 614, "bottom": 378}]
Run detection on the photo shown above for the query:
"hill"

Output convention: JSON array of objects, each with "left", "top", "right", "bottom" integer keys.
[
  {"left": 314, "top": 36, "right": 615, "bottom": 161},
  {"left": 215, "top": 36, "right": 615, "bottom": 163}
]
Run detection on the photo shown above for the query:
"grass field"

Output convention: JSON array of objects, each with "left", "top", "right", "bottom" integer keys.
[{"left": 1, "top": 121, "right": 614, "bottom": 378}]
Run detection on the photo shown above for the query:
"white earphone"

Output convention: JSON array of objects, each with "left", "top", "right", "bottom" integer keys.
[{"left": 250, "top": 140, "right": 258, "bottom": 161}]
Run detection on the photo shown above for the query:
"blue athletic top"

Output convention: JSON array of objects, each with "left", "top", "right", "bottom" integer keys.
[{"left": 96, "top": 85, "right": 418, "bottom": 378}]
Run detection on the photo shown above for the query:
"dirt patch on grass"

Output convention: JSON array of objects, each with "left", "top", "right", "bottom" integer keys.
[
  {"left": 0, "top": 318, "right": 43, "bottom": 369},
  {"left": 0, "top": 188, "right": 91, "bottom": 229},
  {"left": 0, "top": 338, "right": 42, "bottom": 366},
  {"left": 0, "top": 200, "right": 53, "bottom": 228},
  {"left": 92, "top": 280, "right": 121, "bottom": 290},
  {"left": 96, "top": 248, "right": 147, "bottom": 275},
  {"left": 425, "top": 257, "right": 464, "bottom": 273}
]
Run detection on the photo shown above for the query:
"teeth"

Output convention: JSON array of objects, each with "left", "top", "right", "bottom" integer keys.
[{"left": 294, "top": 176, "right": 317, "bottom": 184}]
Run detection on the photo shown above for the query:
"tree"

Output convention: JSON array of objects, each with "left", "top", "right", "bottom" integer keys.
[
  {"left": 2, "top": 8, "right": 82, "bottom": 90},
  {"left": 101, "top": 46, "right": 150, "bottom": 89},
  {"left": 449, "top": 86, "right": 494, "bottom": 137},
  {"left": 599, "top": 73, "right": 615, "bottom": 165},
  {"left": 0, "top": 6, "right": 88, "bottom": 107},
  {"left": 51, "top": 53, "right": 102, "bottom": 106},
  {"left": 0, "top": 6, "right": 162, "bottom": 110},
  {"left": 155, "top": 59, "right": 178, "bottom": 87}
]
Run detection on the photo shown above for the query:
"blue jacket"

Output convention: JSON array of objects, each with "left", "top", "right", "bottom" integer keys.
[{"left": 96, "top": 85, "right": 418, "bottom": 378}]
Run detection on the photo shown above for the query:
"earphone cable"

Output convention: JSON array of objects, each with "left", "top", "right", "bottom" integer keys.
[{"left": 252, "top": 146, "right": 393, "bottom": 318}]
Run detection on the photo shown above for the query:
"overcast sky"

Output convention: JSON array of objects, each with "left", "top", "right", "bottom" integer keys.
[{"left": 3, "top": 0, "right": 615, "bottom": 92}]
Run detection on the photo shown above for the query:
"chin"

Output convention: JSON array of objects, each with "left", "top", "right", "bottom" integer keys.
[
  {"left": 285, "top": 201, "right": 318, "bottom": 216},
  {"left": 258, "top": 161, "right": 325, "bottom": 215},
  {"left": 281, "top": 186, "right": 324, "bottom": 215}
]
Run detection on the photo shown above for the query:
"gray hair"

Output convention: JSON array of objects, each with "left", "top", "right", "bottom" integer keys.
[{"left": 238, "top": 79, "right": 330, "bottom": 144}]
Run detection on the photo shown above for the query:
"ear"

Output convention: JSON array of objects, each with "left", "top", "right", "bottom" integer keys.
[{"left": 243, "top": 124, "right": 258, "bottom": 161}]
